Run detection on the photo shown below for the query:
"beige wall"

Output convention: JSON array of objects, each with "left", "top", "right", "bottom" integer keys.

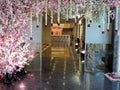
[{"left": 42, "top": 15, "right": 51, "bottom": 45}]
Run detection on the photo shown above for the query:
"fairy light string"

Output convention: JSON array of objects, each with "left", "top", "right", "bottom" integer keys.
[
  {"left": 115, "top": 6, "right": 119, "bottom": 32},
  {"left": 102, "top": 5, "right": 106, "bottom": 34},
  {"left": 45, "top": 0, "right": 48, "bottom": 26},
  {"left": 107, "top": 7, "right": 110, "bottom": 32},
  {"left": 30, "top": 10, "right": 33, "bottom": 38},
  {"left": 57, "top": 0, "right": 61, "bottom": 25},
  {"left": 66, "top": 3, "right": 69, "bottom": 22},
  {"left": 51, "top": 10, "right": 53, "bottom": 25},
  {"left": 69, "top": 0, "right": 72, "bottom": 19},
  {"left": 36, "top": 11, "right": 39, "bottom": 27}
]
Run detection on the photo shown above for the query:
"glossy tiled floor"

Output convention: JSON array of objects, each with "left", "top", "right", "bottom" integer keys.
[{"left": 0, "top": 42, "right": 120, "bottom": 90}]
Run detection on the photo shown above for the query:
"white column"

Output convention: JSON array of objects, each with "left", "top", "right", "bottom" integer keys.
[
  {"left": 117, "top": 32, "right": 120, "bottom": 75},
  {"left": 116, "top": 7, "right": 120, "bottom": 75},
  {"left": 40, "top": 13, "right": 42, "bottom": 72}
]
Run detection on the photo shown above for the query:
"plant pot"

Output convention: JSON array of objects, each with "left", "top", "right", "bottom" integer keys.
[{"left": 4, "top": 72, "right": 14, "bottom": 84}]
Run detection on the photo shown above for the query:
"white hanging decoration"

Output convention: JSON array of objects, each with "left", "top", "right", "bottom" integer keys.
[
  {"left": 75, "top": 4, "right": 78, "bottom": 24},
  {"left": 107, "top": 7, "right": 110, "bottom": 32},
  {"left": 69, "top": 0, "right": 72, "bottom": 19},
  {"left": 30, "top": 11, "right": 33, "bottom": 40},
  {"left": 89, "top": 1, "right": 93, "bottom": 21},
  {"left": 36, "top": 11, "right": 39, "bottom": 28},
  {"left": 51, "top": 10, "right": 53, "bottom": 25},
  {"left": 66, "top": 3, "right": 69, "bottom": 21},
  {"left": 45, "top": 0, "right": 48, "bottom": 26},
  {"left": 76, "top": 4, "right": 79, "bottom": 18},
  {"left": 57, "top": 0, "right": 61, "bottom": 25},
  {"left": 102, "top": 6, "right": 106, "bottom": 34},
  {"left": 115, "top": 6, "right": 119, "bottom": 32}
]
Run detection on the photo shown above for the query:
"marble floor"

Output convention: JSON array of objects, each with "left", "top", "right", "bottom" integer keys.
[{"left": 0, "top": 42, "right": 120, "bottom": 90}]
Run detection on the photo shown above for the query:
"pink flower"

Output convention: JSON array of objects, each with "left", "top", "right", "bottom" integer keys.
[{"left": 30, "top": 50, "right": 35, "bottom": 56}]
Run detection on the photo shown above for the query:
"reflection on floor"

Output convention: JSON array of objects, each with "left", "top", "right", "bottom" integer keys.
[
  {"left": 0, "top": 42, "right": 120, "bottom": 90},
  {"left": 42, "top": 44, "right": 50, "bottom": 52},
  {"left": 51, "top": 47, "right": 70, "bottom": 57}
]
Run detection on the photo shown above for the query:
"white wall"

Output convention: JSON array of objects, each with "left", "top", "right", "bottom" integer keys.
[
  {"left": 85, "top": 14, "right": 112, "bottom": 44},
  {"left": 30, "top": 16, "right": 42, "bottom": 52}
]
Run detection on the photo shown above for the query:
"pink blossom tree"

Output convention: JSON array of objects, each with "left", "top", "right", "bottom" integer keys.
[
  {"left": 0, "top": 20, "right": 35, "bottom": 74},
  {"left": 0, "top": 0, "right": 36, "bottom": 75}
]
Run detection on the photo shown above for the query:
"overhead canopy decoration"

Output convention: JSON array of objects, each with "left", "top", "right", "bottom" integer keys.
[{"left": 0, "top": 0, "right": 120, "bottom": 30}]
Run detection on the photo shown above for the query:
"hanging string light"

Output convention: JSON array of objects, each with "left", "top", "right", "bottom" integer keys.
[
  {"left": 51, "top": 10, "right": 53, "bottom": 26},
  {"left": 1, "top": 0, "right": 117, "bottom": 29},
  {"left": 115, "top": 6, "right": 119, "bottom": 32},
  {"left": 57, "top": 0, "right": 61, "bottom": 25},
  {"left": 66, "top": 3, "right": 69, "bottom": 22},
  {"left": 76, "top": 4, "right": 79, "bottom": 18},
  {"left": 30, "top": 11, "right": 33, "bottom": 40},
  {"left": 45, "top": 0, "right": 48, "bottom": 27},
  {"left": 107, "top": 7, "right": 110, "bottom": 32},
  {"left": 101, "top": 6, "right": 106, "bottom": 34},
  {"left": 36, "top": 11, "right": 39, "bottom": 28},
  {"left": 75, "top": 4, "right": 78, "bottom": 24},
  {"left": 69, "top": 0, "right": 72, "bottom": 20},
  {"left": 90, "top": 1, "right": 93, "bottom": 22}
]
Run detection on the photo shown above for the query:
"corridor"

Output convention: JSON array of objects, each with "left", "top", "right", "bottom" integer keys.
[
  {"left": 0, "top": 0, "right": 120, "bottom": 90},
  {"left": 0, "top": 42, "right": 119, "bottom": 90}
]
